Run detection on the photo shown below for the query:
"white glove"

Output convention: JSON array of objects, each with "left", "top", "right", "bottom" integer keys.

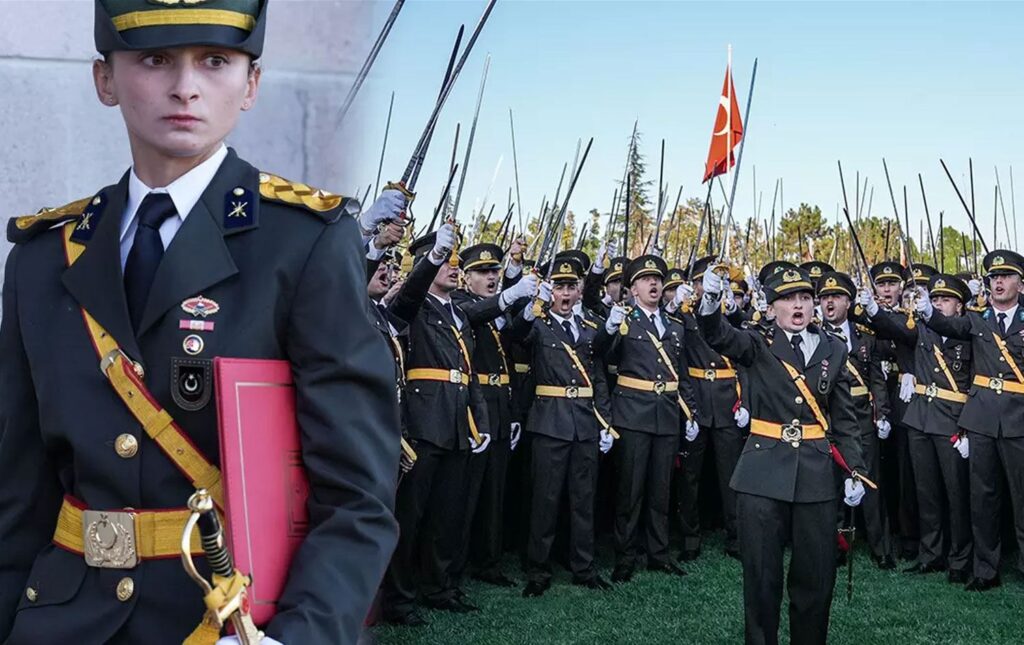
[
  {"left": 876, "top": 417, "right": 892, "bottom": 440},
  {"left": 673, "top": 283, "right": 694, "bottom": 306},
  {"left": 844, "top": 477, "right": 865, "bottom": 507},
  {"left": 537, "top": 281, "right": 553, "bottom": 303},
  {"left": 899, "top": 373, "right": 916, "bottom": 403},
  {"left": 601, "top": 293, "right": 614, "bottom": 308},
  {"left": 745, "top": 265, "right": 761, "bottom": 294},
  {"left": 430, "top": 223, "right": 457, "bottom": 263},
  {"left": 217, "top": 638, "right": 284, "bottom": 645},
  {"left": 510, "top": 422, "right": 522, "bottom": 451},
  {"left": 685, "top": 419, "right": 700, "bottom": 442},
  {"left": 359, "top": 189, "right": 406, "bottom": 237},
  {"left": 858, "top": 288, "right": 879, "bottom": 317},
  {"left": 953, "top": 435, "right": 970, "bottom": 459},
  {"left": 968, "top": 279, "right": 981, "bottom": 297},
  {"left": 702, "top": 264, "right": 726, "bottom": 296},
  {"left": 915, "top": 286, "right": 933, "bottom": 320},
  {"left": 605, "top": 305, "right": 628, "bottom": 334},
  {"left": 594, "top": 242, "right": 615, "bottom": 274},
  {"left": 734, "top": 407, "right": 750, "bottom": 428},
  {"left": 469, "top": 432, "right": 491, "bottom": 454},
  {"left": 756, "top": 292, "right": 768, "bottom": 313},
  {"left": 501, "top": 273, "right": 539, "bottom": 308},
  {"left": 599, "top": 428, "right": 615, "bottom": 453}
]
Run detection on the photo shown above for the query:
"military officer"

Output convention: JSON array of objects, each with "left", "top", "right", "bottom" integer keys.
[
  {"left": 799, "top": 260, "right": 834, "bottom": 292},
  {"left": 595, "top": 255, "right": 700, "bottom": 582},
  {"left": 698, "top": 264, "right": 866, "bottom": 645},
  {"left": 861, "top": 273, "right": 973, "bottom": 582},
  {"left": 0, "top": 2, "right": 404, "bottom": 643},
  {"left": 919, "top": 250, "right": 1024, "bottom": 590}
]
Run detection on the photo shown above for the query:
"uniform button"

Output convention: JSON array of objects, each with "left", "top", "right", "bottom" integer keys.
[
  {"left": 711, "top": 361, "right": 717, "bottom": 367},
  {"left": 571, "top": 379, "right": 577, "bottom": 384},
  {"left": 25, "top": 587, "right": 37, "bottom": 603},
  {"left": 116, "top": 577, "right": 134, "bottom": 602},
  {"left": 933, "top": 367, "right": 940, "bottom": 373},
  {"left": 657, "top": 374, "right": 663, "bottom": 379},
  {"left": 795, "top": 396, "right": 804, "bottom": 404},
  {"left": 755, "top": 443, "right": 761, "bottom": 449},
  {"left": 115, "top": 434, "right": 138, "bottom": 459},
  {"left": 1000, "top": 357, "right": 1007, "bottom": 362}
]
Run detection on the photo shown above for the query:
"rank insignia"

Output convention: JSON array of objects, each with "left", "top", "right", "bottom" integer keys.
[
  {"left": 181, "top": 296, "right": 220, "bottom": 318},
  {"left": 171, "top": 357, "right": 212, "bottom": 412},
  {"left": 224, "top": 186, "right": 255, "bottom": 229},
  {"left": 69, "top": 193, "right": 107, "bottom": 243}
]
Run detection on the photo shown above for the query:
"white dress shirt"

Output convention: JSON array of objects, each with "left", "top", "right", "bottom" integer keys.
[
  {"left": 635, "top": 303, "right": 666, "bottom": 337},
  {"left": 549, "top": 310, "right": 579, "bottom": 342},
  {"left": 119, "top": 145, "right": 228, "bottom": 269},
  {"left": 993, "top": 303, "right": 1019, "bottom": 334},
  {"left": 782, "top": 328, "right": 818, "bottom": 364}
]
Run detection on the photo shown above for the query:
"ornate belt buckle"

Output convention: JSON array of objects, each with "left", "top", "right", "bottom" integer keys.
[
  {"left": 781, "top": 420, "right": 803, "bottom": 448},
  {"left": 925, "top": 383, "right": 938, "bottom": 400},
  {"left": 488, "top": 373, "right": 501, "bottom": 387},
  {"left": 653, "top": 381, "right": 667, "bottom": 395},
  {"left": 704, "top": 368, "right": 717, "bottom": 382},
  {"left": 82, "top": 510, "right": 138, "bottom": 569},
  {"left": 989, "top": 377, "right": 1004, "bottom": 394},
  {"left": 449, "top": 369, "right": 463, "bottom": 384},
  {"left": 565, "top": 386, "right": 580, "bottom": 399}
]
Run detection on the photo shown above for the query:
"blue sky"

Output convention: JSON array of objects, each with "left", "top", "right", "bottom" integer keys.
[{"left": 344, "top": 1, "right": 1024, "bottom": 250}]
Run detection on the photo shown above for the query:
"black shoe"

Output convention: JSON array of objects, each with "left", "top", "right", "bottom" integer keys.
[
  {"left": 965, "top": 575, "right": 1002, "bottom": 591},
  {"left": 573, "top": 575, "right": 612, "bottom": 590},
  {"left": 679, "top": 549, "right": 701, "bottom": 562},
  {"left": 473, "top": 571, "right": 517, "bottom": 588},
  {"left": 610, "top": 565, "right": 634, "bottom": 583},
  {"left": 904, "top": 562, "right": 945, "bottom": 575},
  {"left": 384, "top": 610, "right": 428, "bottom": 627},
  {"left": 871, "top": 554, "right": 897, "bottom": 570},
  {"left": 948, "top": 569, "right": 969, "bottom": 584},
  {"left": 647, "top": 560, "right": 688, "bottom": 577},
  {"left": 724, "top": 548, "right": 741, "bottom": 561},
  {"left": 522, "top": 580, "right": 550, "bottom": 597},
  {"left": 899, "top": 547, "right": 919, "bottom": 562},
  {"left": 424, "top": 597, "right": 479, "bottom": 613}
]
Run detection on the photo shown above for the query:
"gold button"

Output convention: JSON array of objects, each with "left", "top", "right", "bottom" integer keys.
[
  {"left": 25, "top": 587, "right": 37, "bottom": 602},
  {"left": 116, "top": 577, "right": 134, "bottom": 602},
  {"left": 795, "top": 396, "right": 804, "bottom": 404},
  {"left": 115, "top": 434, "right": 138, "bottom": 459}
]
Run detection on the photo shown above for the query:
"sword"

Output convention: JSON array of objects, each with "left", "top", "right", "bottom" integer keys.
[{"left": 335, "top": 0, "right": 406, "bottom": 126}]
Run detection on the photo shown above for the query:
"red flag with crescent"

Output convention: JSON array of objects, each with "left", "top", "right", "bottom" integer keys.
[{"left": 703, "top": 65, "right": 744, "bottom": 183}]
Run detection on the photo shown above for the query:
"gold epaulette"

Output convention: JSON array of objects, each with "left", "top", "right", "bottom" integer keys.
[
  {"left": 967, "top": 304, "right": 986, "bottom": 313},
  {"left": 258, "top": 172, "right": 355, "bottom": 219},
  {"left": 582, "top": 318, "right": 598, "bottom": 329},
  {"left": 8, "top": 196, "right": 93, "bottom": 243},
  {"left": 856, "top": 323, "right": 875, "bottom": 336}
]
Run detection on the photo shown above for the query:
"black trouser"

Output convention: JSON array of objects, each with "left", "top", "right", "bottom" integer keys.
[
  {"left": 677, "top": 423, "right": 744, "bottom": 553},
  {"left": 614, "top": 429, "right": 675, "bottom": 569},
  {"left": 737, "top": 493, "right": 837, "bottom": 645},
  {"left": 885, "top": 421, "right": 919, "bottom": 556},
  {"left": 908, "top": 430, "right": 971, "bottom": 572},
  {"left": 525, "top": 434, "right": 599, "bottom": 583},
  {"left": 468, "top": 437, "right": 512, "bottom": 575},
  {"left": 970, "top": 433, "right": 1024, "bottom": 579},
  {"left": 383, "top": 442, "right": 468, "bottom": 617},
  {"left": 856, "top": 423, "right": 893, "bottom": 559}
]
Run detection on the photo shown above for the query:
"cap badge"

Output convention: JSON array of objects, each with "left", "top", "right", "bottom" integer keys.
[
  {"left": 993, "top": 255, "right": 1005, "bottom": 266},
  {"left": 934, "top": 278, "right": 946, "bottom": 289},
  {"left": 824, "top": 276, "right": 838, "bottom": 288},
  {"left": 810, "top": 267, "right": 822, "bottom": 276},
  {"left": 559, "top": 262, "right": 572, "bottom": 274},
  {"left": 913, "top": 268, "right": 922, "bottom": 277},
  {"left": 480, "top": 250, "right": 493, "bottom": 261},
  {"left": 644, "top": 259, "right": 657, "bottom": 269},
  {"left": 782, "top": 270, "right": 800, "bottom": 283}
]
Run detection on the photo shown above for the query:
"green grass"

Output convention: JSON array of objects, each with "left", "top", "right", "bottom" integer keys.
[{"left": 373, "top": 534, "right": 1024, "bottom": 645}]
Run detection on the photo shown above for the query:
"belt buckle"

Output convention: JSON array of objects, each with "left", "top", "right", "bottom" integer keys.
[
  {"left": 653, "top": 381, "right": 667, "bottom": 395},
  {"left": 82, "top": 510, "right": 138, "bottom": 569},
  {"left": 989, "top": 377, "right": 1004, "bottom": 394},
  {"left": 781, "top": 420, "right": 803, "bottom": 448},
  {"left": 925, "top": 383, "right": 938, "bottom": 400},
  {"left": 449, "top": 369, "right": 463, "bottom": 384},
  {"left": 704, "top": 368, "right": 717, "bottom": 382},
  {"left": 488, "top": 373, "right": 501, "bottom": 387},
  {"left": 565, "top": 386, "right": 580, "bottom": 399}
]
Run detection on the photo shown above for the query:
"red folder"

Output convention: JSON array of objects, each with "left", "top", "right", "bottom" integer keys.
[{"left": 214, "top": 357, "right": 309, "bottom": 626}]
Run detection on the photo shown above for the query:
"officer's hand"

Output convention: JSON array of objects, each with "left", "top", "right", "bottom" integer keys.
[
  {"left": 876, "top": 417, "right": 892, "bottom": 440},
  {"left": 605, "top": 305, "right": 628, "bottom": 334},
  {"left": 734, "top": 407, "right": 750, "bottom": 429},
  {"left": 599, "top": 428, "right": 615, "bottom": 453},
  {"left": 508, "top": 237, "right": 526, "bottom": 262},
  {"left": 745, "top": 264, "right": 761, "bottom": 293},
  {"left": 502, "top": 273, "right": 539, "bottom": 307},
  {"left": 537, "top": 281, "right": 553, "bottom": 304},
  {"left": 858, "top": 288, "right": 879, "bottom": 318},
  {"left": 372, "top": 220, "right": 406, "bottom": 250},
  {"left": 702, "top": 264, "right": 725, "bottom": 296},
  {"left": 756, "top": 292, "right": 768, "bottom": 313},
  {"left": 469, "top": 432, "right": 492, "bottom": 454},
  {"left": 510, "top": 422, "right": 522, "bottom": 451},
  {"left": 216, "top": 637, "right": 284, "bottom": 645},
  {"left": 968, "top": 279, "right": 981, "bottom": 297},
  {"left": 594, "top": 241, "right": 615, "bottom": 274},
  {"left": 898, "top": 373, "right": 916, "bottom": 403},
  {"left": 953, "top": 434, "right": 970, "bottom": 459},
  {"left": 685, "top": 419, "right": 700, "bottom": 442},
  {"left": 360, "top": 189, "right": 406, "bottom": 236},
  {"left": 844, "top": 477, "right": 865, "bottom": 507},
  {"left": 915, "top": 286, "right": 933, "bottom": 320},
  {"left": 669, "top": 283, "right": 694, "bottom": 314},
  {"left": 382, "top": 277, "right": 404, "bottom": 306},
  {"left": 431, "top": 223, "right": 457, "bottom": 263}
]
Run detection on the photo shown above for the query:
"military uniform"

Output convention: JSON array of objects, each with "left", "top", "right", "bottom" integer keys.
[{"left": 698, "top": 266, "right": 865, "bottom": 645}]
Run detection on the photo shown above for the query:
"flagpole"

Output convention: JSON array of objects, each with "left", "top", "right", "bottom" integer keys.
[
  {"left": 726, "top": 44, "right": 733, "bottom": 248},
  {"left": 722, "top": 57, "right": 758, "bottom": 260}
]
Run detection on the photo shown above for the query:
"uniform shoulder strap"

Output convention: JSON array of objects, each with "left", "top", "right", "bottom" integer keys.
[
  {"left": 8, "top": 196, "right": 93, "bottom": 243},
  {"left": 258, "top": 171, "right": 358, "bottom": 223}
]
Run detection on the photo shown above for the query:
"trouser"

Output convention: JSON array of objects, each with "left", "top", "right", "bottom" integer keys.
[
  {"left": 970, "top": 433, "right": 1024, "bottom": 579},
  {"left": 614, "top": 429, "right": 675, "bottom": 569},
  {"left": 908, "top": 430, "right": 972, "bottom": 572},
  {"left": 737, "top": 493, "right": 837, "bottom": 645},
  {"left": 885, "top": 421, "right": 919, "bottom": 556},
  {"left": 467, "top": 437, "right": 512, "bottom": 575},
  {"left": 677, "top": 423, "right": 744, "bottom": 552},
  {"left": 382, "top": 442, "right": 468, "bottom": 617},
  {"left": 856, "top": 423, "right": 893, "bottom": 559},
  {"left": 525, "top": 434, "right": 600, "bottom": 583}
]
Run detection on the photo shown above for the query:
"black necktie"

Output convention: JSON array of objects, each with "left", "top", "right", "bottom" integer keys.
[
  {"left": 447, "top": 302, "right": 460, "bottom": 328},
  {"left": 790, "top": 334, "right": 805, "bottom": 369},
  {"left": 124, "top": 193, "right": 177, "bottom": 331},
  {"left": 649, "top": 312, "right": 659, "bottom": 333},
  {"left": 561, "top": 319, "right": 576, "bottom": 343},
  {"left": 998, "top": 312, "right": 1008, "bottom": 334}
]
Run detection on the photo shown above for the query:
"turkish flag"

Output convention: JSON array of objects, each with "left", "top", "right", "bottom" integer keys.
[{"left": 703, "top": 65, "right": 744, "bottom": 183}]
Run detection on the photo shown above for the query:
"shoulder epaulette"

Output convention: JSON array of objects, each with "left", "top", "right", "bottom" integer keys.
[
  {"left": 968, "top": 304, "right": 987, "bottom": 314},
  {"left": 582, "top": 318, "right": 598, "bottom": 329},
  {"left": 855, "top": 323, "right": 875, "bottom": 336},
  {"left": 258, "top": 172, "right": 358, "bottom": 222},
  {"left": 8, "top": 196, "right": 93, "bottom": 243},
  {"left": 666, "top": 313, "right": 685, "bottom": 326}
]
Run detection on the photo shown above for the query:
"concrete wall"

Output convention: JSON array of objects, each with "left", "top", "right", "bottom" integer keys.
[{"left": 0, "top": 0, "right": 374, "bottom": 315}]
